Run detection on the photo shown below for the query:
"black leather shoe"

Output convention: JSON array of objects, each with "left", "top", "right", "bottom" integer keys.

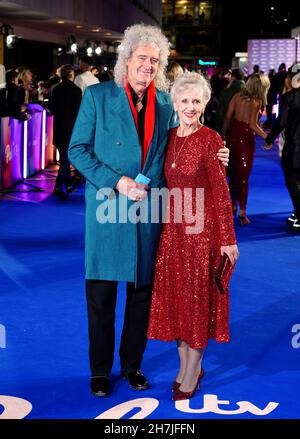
[
  {"left": 53, "top": 187, "right": 68, "bottom": 200},
  {"left": 90, "top": 376, "right": 110, "bottom": 397},
  {"left": 66, "top": 185, "right": 76, "bottom": 193},
  {"left": 121, "top": 370, "right": 149, "bottom": 390}
]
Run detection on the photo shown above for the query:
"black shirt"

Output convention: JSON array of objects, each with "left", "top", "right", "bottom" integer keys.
[{"left": 129, "top": 85, "right": 147, "bottom": 145}]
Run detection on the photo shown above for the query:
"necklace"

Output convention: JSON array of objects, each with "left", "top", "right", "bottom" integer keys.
[{"left": 171, "top": 124, "right": 203, "bottom": 169}]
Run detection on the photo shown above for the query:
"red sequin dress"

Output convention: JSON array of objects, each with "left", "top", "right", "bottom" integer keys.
[
  {"left": 147, "top": 126, "right": 237, "bottom": 349},
  {"left": 227, "top": 119, "right": 255, "bottom": 211}
]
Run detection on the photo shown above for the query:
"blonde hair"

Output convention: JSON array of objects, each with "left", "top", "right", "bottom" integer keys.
[
  {"left": 17, "top": 67, "right": 32, "bottom": 84},
  {"left": 113, "top": 23, "right": 170, "bottom": 91},
  {"left": 170, "top": 71, "right": 211, "bottom": 107},
  {"left": 240, "top": 73, "right": 270, "bottom": 106},
  {"left": 166, "top": 61, "right": 184, "bottom": 87}
]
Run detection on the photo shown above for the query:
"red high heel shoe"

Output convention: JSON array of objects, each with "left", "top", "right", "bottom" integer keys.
[
  {"left": 172, "top": 369, "right": 204, "bottom": 401},
  {"left": 172, "top": 380, "right": 181, "bottom": 393}
]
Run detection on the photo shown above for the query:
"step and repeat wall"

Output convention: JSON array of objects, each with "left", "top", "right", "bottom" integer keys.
[
  {"left": 0, "top": 104, "right": 55, "bottom": 190},
  {"left": 248, "top": 38, "right": 300, "bottom": 73}
]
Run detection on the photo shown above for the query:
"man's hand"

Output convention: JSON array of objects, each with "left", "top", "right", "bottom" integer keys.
[
  {"left": 116, "top": 176, "right": 148, "bottom": 201},
  {"left": 217, "top": 142, "right": 230, "bottom": 167}
]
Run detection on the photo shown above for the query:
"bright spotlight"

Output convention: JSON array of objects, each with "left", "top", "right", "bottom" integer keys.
[
  {"left": 87, "top": 47, "right": 93, "bottom": 56},
  {"left": 95, "top": 46, "right": 102, "bottom": 55},
  {"left": 6, "top": 35, "right": 16, "bottom": 48},
  {"left": 71, "top": 43, "right": 78, "bottom": 53}
]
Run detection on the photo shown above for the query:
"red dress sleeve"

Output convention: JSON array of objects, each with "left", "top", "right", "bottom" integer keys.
[{"left": 204, "top": 131, "right": 237, "bottom": 246}]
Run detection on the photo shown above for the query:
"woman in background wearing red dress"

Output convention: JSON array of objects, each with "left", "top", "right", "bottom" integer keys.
[
  {"left": 147, "top": 72, "right": 239, "bottom": 400},
  {"left": 222, "top": 73, "right": 270, "bottom": 224}
]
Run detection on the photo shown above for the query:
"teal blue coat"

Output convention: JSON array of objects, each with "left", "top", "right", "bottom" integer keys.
[{"left": 68, "top": 81, "right": 175, "bottom": 286}]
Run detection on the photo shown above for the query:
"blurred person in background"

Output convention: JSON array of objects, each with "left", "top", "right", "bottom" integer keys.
[
  {"left": 263, "top": 68, "right": 277, "bottom": 129},
  {"left": 222, "top": 73, "right": 270, "bottom": 224},
  {"left": 166, "top": 61, "right": 184, "bottom": 89},
  {"left": 264, "top": 66, "right": 300, "bottom": 232},
  {"left": 273, "top": 63, "right": 288, "bottom": 99},
  {"left": 49, "top": 64, "right": 82, "bottom": 199},
  {"left": 74, "top": 56, "right": 99, "bottom": 94},
  {"left": 98, "top": 70, "right": 113, "bottom": 82},
  {"left": 276, "top": 69, "right": 294, "bottom": 158},
  {"left": 204, "top": 68, "right": 231, "bottom": 130},
  {"left": 215, "top": 68, "right": 245, "bottom": 134},
  {"left": 1, "top": 69, "right": 29, "bottom": 120},
  {"left": 17, "top": 67, "right": 37, "bottom": 105},
  {"left": 91, "top": 66, "right": 100, "bottom": 80},
  {"left": 47, "top": 66, "right": 62, "bottom": 99}
]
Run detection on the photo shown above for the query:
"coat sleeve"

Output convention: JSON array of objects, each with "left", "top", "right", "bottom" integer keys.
[
  {"left": 68, "top": 87, "right": 122, "bottom": 191},
  {"left": 204, "top": 132, "right": 237, "bottom": 246},
  {"left": 265, "top": 93, "right": 291, "bottom": 144}
]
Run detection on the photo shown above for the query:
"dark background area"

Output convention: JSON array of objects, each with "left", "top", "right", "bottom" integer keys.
[
  {"left": 2, "top": 0, "right": 299, "bottom": 78},
  {"left": 5, "top": 39, "right": 60, "bottom": 79},
  {"left": 221, "top": 0, "right": 299, "bottom": 65}
]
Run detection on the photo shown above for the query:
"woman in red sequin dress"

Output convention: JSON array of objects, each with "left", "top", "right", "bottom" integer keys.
[
  {"left": 147, "top": 72, "right": 239, "bottom": 400},
  {"left": 222, "top": 73, "right": 270, "bottom": 224}
]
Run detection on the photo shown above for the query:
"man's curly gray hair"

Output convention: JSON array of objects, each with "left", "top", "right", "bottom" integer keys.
[
  {"left": 170, "top": 71, "right": 212, "bottom": 107},
  {"left": 114, "top": 23, "right": 170, "bottom": 91}
]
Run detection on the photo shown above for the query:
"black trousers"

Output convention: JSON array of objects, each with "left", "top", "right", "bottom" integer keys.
[
  {"left": 282, "top": 165, "right": 300, "bottom": 219},
  {"left": 86, "top": 280, "right": 152, "bottom": 377},
  {"left": 265, "top": 103, "right": 273, "bottom": 125},
  {"left": 55, "top": 146, "right": 71, "bottom": 189}
]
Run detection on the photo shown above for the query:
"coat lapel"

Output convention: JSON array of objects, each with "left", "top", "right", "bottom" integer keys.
[
  {"left": 110, "top": 83, "right": 140, "bottom": 146},
  {"left": 110, "top": 83, "right": 170, "bottom": 174}
]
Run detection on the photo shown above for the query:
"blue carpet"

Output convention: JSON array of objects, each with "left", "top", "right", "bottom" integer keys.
[{"left": 0, "top": 137, "right": 300, "bottom": 419}]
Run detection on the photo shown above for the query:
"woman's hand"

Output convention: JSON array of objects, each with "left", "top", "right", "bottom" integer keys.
[
  {"left": 221, "top": 244, "right": 239, "bottom": 265},
  {"left": 217, "top": 142, "right": 229, "bottom": 167}
]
